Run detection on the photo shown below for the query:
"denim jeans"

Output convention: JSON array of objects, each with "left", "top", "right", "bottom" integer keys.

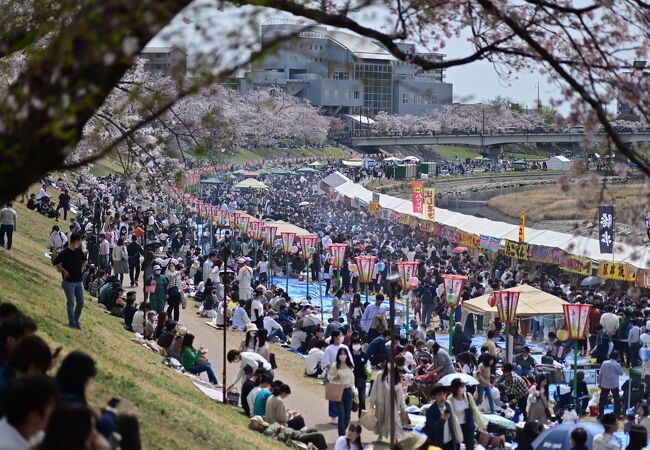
[
  {"left": 62, "top": 280, "right": 84, "bottom": 326},
  {"left": 337, "top": 387, "right": 353, "bottom": 436},
  {"left": 0, "top": 224, "right": 14, "bottom": 250},
  {"left": 422, "top": 303, "right": 434, "bottom": 326},
  {"left": 269, "top": 328, "right": 288, "bottom": 342},
  {"left": 355, "top": 377, "right": 367, "bottom": 419},
  {"left": 476, "top": 385, "right": 495, "bottom": 413},
  {"left": 189, "top": 363, "right": 218, "bottom": 384}
]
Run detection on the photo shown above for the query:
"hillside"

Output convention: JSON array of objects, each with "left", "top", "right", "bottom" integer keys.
[{"left": 0, "top": 200, "right": 286, "bottom": 450}]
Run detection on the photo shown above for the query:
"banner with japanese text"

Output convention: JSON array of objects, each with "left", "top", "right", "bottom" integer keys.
[
  {"left": 423, "top": 188, "right": 435, "bottom": 221},
  {"left": 528, "top": 244, "right": 563, "bottom": 265},
  {"left": 559, "top": 255, "right": 593, "bottom": 276},
  {"left": 504, "top": 240, "right": 530, "bottom": 260},
  {"left": 636, "top": 269, "right": 650, "bottom": 288},
  {"left": 519, "top": 210, "right": 526, "bottom": 243},
  {"left": 412, "top": 182, "right": 424, "bottom": 214},
  {"left": 597, "top": 261, "right": 636, "bottom": 282},
  {"left": 598, "top": 205, "right": 615, "bottom": 254},
  {"left": 480, "top": 235, "right": 500, "bottom": 252},
  {"left": 368, "top": 201, "right": 381, "bottom": 215},
  {"left": 458, "top": 231, "right": 481, "bottom": 249}
]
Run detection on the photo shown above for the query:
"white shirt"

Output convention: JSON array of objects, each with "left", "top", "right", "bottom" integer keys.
[
  {"left": 256, "top": 261, "right": 268, "bottom": 274},
  {"left": 334, "top": 435, "right": 361, "bottom": 450},
  {"left": 202, "top": 260, "right": 213, "bottom": 284},
  {"left": 0, "top": 417, "right": 32, "bottom": 450},
  {"left": 321, "top": 343, "right": 354, "bottom": 370},
  {"left": 306, "top": 348, "right": 324, "bottom": 375},
  {"left": 232, "top": 352, "right": 271, "bottom": 385},
  {"left": 247, "top": 386, "right": 262, "bottom": 416},
  {"left": 251, "top": 299, "right": 263, "bottom": 322},
  {"left": 263, "top": 316, "right": 282, "bottom": 334},
  {"left": 49, "top": 231, "right": 68, "bottom": 251}
]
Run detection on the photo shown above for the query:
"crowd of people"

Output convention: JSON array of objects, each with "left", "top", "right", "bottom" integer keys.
[{"left": 4, "top": 155, "right": 649, "bottom": 450}]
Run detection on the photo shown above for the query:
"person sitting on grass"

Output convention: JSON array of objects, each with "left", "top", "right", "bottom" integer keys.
[
  {"left": 180, "top": 334, "right": 218, "bottom": 385},
  {"left": 264, "top": 383, "right": 305, "bottom": 431},
  {"left": 123, "top": 293, "right": 138, "bottom": 332}
]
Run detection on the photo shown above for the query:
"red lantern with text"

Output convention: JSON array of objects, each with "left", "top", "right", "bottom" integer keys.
[
  {"left": 281, "top": 231, "right": 296, "bottom": 254},
  {"left": 249, "top": 220, "right": 264, "bottom": 240},
  {"left": 563, "top": 304, "right": 592, "bottom": 340},
  {"left": 396, "top": 261, "right": 420, "bottom": 291},
  {"left": 228, "top": 212, "right": 240, "bottom": 230},
  {"left": 442, "top": 274, "right": 467, "bottom": 307},
  {"left": 329, "top": 244, "right": 347, "bottom": 269},
  {"left": 263, "top": 225, "right": 278, "bottom": 247},
  {"left": 355, "top": 256, "right": 377, "bottom": 284},
  {"left": 493, "top": 290, "right": 520, "bottom": 324},
  {"left": 298, "top": 235, "right": 318, "bottom": 262}
]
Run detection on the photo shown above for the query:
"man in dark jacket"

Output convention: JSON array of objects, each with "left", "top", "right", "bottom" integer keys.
[
  {"left": 416, "top": 277, "right": 436, "bottom": 327},
  {"left": 424, "top": 383, "right": 461, "bottom": 449}
]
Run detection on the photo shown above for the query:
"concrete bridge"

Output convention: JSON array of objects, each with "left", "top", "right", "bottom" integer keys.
[{"left": 348, "top": 131, "right": 650, "bottom": 148}]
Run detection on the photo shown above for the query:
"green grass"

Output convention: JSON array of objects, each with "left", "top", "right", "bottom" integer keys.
[
  {"left": 0, "top": 200, "right": 285, "bottom": 450},
  {"left": 429, "top": 145, "right": 482, "bottom": 161}
]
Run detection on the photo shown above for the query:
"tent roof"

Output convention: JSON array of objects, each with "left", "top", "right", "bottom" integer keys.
[
  {"left": 321, "top": 172, "right": 351, "bottom": 189},
  {"left": 342, "top": 160, "right": 364, "bottom": 167},
  {"left": 234, "top": 179, "right": 268, "bottom": 189},
  {"left": 200, "top": 177, "right": 223, "bottom": 185},
  {"left": 463, "top": 284, "right": 568, "bottom": 317},
  {"left": 549, "top": 156, "right": 571, "bottom": 162}
]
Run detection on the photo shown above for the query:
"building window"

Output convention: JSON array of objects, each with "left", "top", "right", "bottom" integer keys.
[{"left": 353, "top": 90, "right": 360, "bottom": 99}]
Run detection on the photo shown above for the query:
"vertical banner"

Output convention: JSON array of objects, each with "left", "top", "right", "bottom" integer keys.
[
  {"left": 646, "top": 211, "right": 650, "bottom": 241},
  {"left": 598, "top": 205, "right": 615, "bottom": 254},
  {"left": 423, "top": 188, "right": 436, "bottom": 221},
  {"left": 519, "top": 210, "right": 526, "bottom": 243},
  {"left": 372, "top": 192, "right": 380, "bottom": 204},
  {"left": 412, "top": 182, "right": 424, "bottom": 214}
]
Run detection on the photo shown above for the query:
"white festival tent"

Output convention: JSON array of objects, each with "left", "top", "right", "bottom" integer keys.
[{"left": 321, "top": 172, "right": 650, "bottom": 270}]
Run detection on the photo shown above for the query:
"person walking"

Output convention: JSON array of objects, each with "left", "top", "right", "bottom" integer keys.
[
  {"left": 126, "top": 235, "right": 143, "bottom": 287},
  {"left": 111, "top": 238, "right": 128, "bottom": 285},
  {"left": 598, "top": 350, "right": 623, "bottom": 419},
  {"left": 99, "top": 234, "right": 111, "bottom": 275},
  {"left": 166, "top": 262, "right": 183, "bottom": 322},
  {"left": 57, "top": 189, "right": 71, "bottom": 221},
  {"left": 0, "top": 202, "right": 17, "bottom": 251},
  {"left": 53, "top": 232, "right": 87, "bottom": 329},
  {"left": 147, "top": 265, "right": 168, "bottom": 313},
  {"left": 328, "top": 347, "right": 355, "bottom": 436},
  {"left": 350, "top": 337, "right": 368, "bottom": 419}
]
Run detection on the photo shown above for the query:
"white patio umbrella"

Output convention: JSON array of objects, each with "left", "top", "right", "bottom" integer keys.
[{"left": 438, "top": 373, "right": 479, "bottom": 386}]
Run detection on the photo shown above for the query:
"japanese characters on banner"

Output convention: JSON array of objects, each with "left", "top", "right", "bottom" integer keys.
[
  {"left": 598, "top": 205, "right": 615, "bottom": 254},
  {"left": 559, "top": 255, "right": 593, "bottom": 276},
  {"left": 412, "top": 182, "right": 424, "bottom": 214},
  {"left": 423, "top": 188, "right": 436, "bottom": 221},
  {"left": 368, "top": 202, "right": 381, "bottom": 215},
  {"left": 504, "top": 240, "right": 530, "bottom": 260},
  {"left": 400, "top": 214, "right": 411, "bottom": 226},
  {"left": 519, "top": 210, "right": 526, "bottom": 243},
  {"left": 636, "top": 270, "right": 650, "bottom": 288},
  {"left": 458, "top": 231, "right": 481, "bottom": 249},
  {"left": 597, "top": 261, "right": 637, "bottom": 282},
  {"left": 480, "top": 235, "right": 500, "bottom": 252},
  {"left": 380, "top": 208, "right": 391, "bottom": 220}
]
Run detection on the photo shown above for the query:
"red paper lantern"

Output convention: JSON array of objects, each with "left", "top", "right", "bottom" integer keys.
[
  {"left": 355, "top": 255, "right": 377, "bottom": 284},
  {"left": 563, "top": 303, "right": 592, "bottom": 340},
  {"left": 442, "top": 274, "right": 467, "bottom": 307},
  {"left": 396, "top": 261, "right": 420, "bottom": 291},
  {"left": 329, "top": 243, "right": 347, "bottom": 269},
  {"left": 249, "top": 220, "right": 264, "bottom": 240},
  {"left": 228, "top": 212, "right": 240, "bottom": 230},
  {"left": 281, "top": 231, "right": 296, "bottom": 254},
  {"left": 493, "top": 290, "right": 521, "bottom": 324},
  {"left": 298, "top": 235, "right": 318, "bottom": 262},
  {"left": 263, "top": 225, "right": 278, "bottom": 247}
]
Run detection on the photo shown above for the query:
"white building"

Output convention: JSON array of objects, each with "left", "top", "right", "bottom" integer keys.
[{"left": 547, "top": 155, "right": 573, "bottom": 171}]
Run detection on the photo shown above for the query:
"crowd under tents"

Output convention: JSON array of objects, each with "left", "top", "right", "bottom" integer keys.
[
  {"left": 320, "top": 171, "right": 650, "bottom": 271},
  {"left": 463, "top": 284, "right": 568, "bottom": 317}
]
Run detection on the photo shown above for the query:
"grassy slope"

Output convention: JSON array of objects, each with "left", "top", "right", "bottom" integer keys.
[{"left": 0, "top": 201, "right": 285, "bottom": 450}]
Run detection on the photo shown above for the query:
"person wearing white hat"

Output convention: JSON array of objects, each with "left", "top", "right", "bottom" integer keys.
[{"left": 237, "top": 258, "right": 254, "bottom": 304}]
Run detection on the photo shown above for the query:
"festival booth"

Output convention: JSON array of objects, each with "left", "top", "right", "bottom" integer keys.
[{"left": 463, "top": 284, "right": 568, "bottom": 317}]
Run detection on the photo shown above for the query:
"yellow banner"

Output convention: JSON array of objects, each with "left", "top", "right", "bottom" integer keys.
[
  {"left": 504, "top": 240, "right": 529, "bottom": 260},
  {"left": 597, "top": 261, "right": 636, "bottom": 282},
  {"left": 559, "top": 255, "right": 593, "bottom": 276},
  {"left": 519, "top": 210, "right": 526, "bottom": 243},
  {"left": 400, "top": 214, "right": 410, "bottom": 225},
  {"left": 459, "top": 231, "right": 481, "bottom": 249},
  {"left": 368, "top": 201, "right": 381, "bottom": 215},
  {"left": 423, "top": 188, "right": 435, "bottom": 221}
]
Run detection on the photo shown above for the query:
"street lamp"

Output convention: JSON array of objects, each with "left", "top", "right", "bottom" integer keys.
[
  {"left": 263, "top": 225, "right": 278, "bottom": 286},
  {"left": 354, "top": 255, "right": 377, "bottom": 304},
  {"left": 249, "top": 220, "right": 264, "bottom": 282},
  {"left": 563, "top": 303, "right": 592, "bottom": 411},
  {"left": 442, "top": 274, "right": 467, "bottom": 355},
  {"left": 298, "top": 235, "right": 318, "bottom": 302},
  {"left": 281, "top": 231, "right": 296, "bottom": 292},
  {"left": 329, "top": 243, "right": 347, "bottom": 291},
  {"left": 396, "top": 261, "right": 420, "bottom": 339},
  {"left": 493, "top": 290, "right": 521, "bottom": 363}
]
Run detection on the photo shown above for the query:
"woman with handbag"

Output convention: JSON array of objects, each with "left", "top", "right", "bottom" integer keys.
[
  {"left": 446, "top": 378, "right": 486, "bottom": 450},
  {"left": 111, "top": 238, "right": 129, "bottom": 285},
  {"left": 350, "top": 337, "right": 368, "bottom": 419},
  {"left": 526, "top": 374, "right": 550, "bottom": 424},
  {"left": 328, "top": 347, "right": 355, "bottom": 437},
  {"left": 180, "top": 333, "right": 218, "bottom": 385}
]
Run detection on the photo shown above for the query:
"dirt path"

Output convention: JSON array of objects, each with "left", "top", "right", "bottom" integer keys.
[{"left": 135, "top": 286, "right": 390, "bottom": 449}]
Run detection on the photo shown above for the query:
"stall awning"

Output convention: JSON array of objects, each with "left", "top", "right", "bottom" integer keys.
[{"left": 463, "top": 284, "right": 568, "bottom": 317}]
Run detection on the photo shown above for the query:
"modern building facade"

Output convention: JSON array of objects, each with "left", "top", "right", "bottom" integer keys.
[
  {"left": 140, "top": 46, "right": 187, "bottom": 81},
  {"left": 232, "top": 21, "right": 452, "bottom": 117}
]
